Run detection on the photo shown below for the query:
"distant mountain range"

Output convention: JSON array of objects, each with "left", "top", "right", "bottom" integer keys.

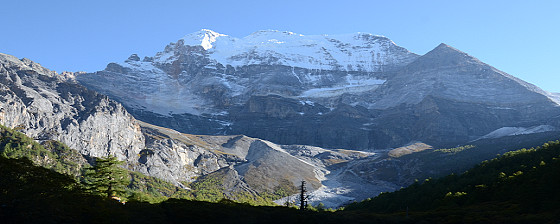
[{"left": 2, "top": 29, "right": 560, "bottom": 207}]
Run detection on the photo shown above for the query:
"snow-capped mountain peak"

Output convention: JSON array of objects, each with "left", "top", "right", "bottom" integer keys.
[
  {"left": 78, "top": 29, "right": 560, "bottom": 155},
  {"left": 91, "top": 29, "right": 421, "bottom": 116},
  {"left": 166, "top": 29, "right": 419, "bottom": 72},
  {"left": 181, "top": 29, "right": 228, "bottom": 50}
]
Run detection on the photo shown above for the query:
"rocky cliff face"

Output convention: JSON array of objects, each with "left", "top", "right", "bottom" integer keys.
[
  {"left": 0, "top": 53, "right": 144, "bottom": 162},
  {"left": 0, "top": 53, "right": 346, "bottom": 197}
]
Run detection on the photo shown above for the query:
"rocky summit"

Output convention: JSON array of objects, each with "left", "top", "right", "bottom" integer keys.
[{"left": 0, "top": 53, "right": 144, "bottom": 162}]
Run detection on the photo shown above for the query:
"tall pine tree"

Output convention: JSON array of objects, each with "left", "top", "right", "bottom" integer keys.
[
  {"left": 83, "top": 156, "right": 129, "bottom": 199},
  {"left": 299, "top": 180, "right": 309, "bottom": 210}
]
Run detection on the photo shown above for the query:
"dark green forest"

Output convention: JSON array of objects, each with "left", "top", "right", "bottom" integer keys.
[
  {"left": 345, "top": 141, "right": 560, "bottom": 223},
  {"left": 1, "top": 124, "right": 559, "bottom": 223}
]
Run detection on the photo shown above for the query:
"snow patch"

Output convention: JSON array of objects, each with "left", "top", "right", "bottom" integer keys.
[
  {"left": 308, "top": 184, "right": 355, "bottom": 208},
  {"left": 181, "top": 29, "right": 228, "bottom": 50},
  {"left": 113, "top": 61, "right": 210, "bottom": 115},
  {"left": 274, "top": 178, "right": 356, "bottom": 208},
  {"left": 299, "top": 100, "right": 315, "bottom": 106},
  {"left": 546, "top": 92, "right": 560, "bottom": 105},
  {"left": 300, "top": 78, "right": 385, "bottom": 98},
  {"left": 477, "top": 125, "right": 557, "bottom": 140}
]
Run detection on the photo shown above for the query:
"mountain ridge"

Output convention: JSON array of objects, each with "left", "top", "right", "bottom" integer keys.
[{"left": 76, "top": 29, "right": 560, "bottom": 150}]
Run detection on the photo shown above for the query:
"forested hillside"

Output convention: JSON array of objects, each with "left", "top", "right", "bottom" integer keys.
[
  {"left": 0, "top": 151, "right": 388, "bottom": 223},
  {"left": 346, "top": 140, "right": 560, "bottom": 223},
  {"left": 1, "top": 124, "right": 559, "bottom": 223},
  {"left": 0, "top": 125, "right": 280, "bottom": 205}
]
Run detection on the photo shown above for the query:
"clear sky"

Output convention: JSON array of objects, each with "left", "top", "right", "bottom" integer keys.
[{"left": 1, "top": 0, "right": 559, "bottom": 92}]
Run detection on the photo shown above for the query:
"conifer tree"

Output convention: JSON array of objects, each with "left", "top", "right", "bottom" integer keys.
[
  {"left": 83, "top": 156, "right": 129, "bottom": 199},
  {"left": 299, "top": 180, "right": 309, "bottom": 210}
]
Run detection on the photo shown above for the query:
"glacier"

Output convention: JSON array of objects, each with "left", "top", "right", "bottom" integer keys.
[{"left": 155, "top": 29, "right": 418, "bottom": 73}]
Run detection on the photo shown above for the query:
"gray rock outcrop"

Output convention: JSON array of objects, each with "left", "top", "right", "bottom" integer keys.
[{"left": 0, "top": 53, "right": 144, "bottom": 162}]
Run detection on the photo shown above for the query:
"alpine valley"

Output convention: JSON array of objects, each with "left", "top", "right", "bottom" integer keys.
[{"left": 2, "top": 29, "right": 560, "bottom": 208}]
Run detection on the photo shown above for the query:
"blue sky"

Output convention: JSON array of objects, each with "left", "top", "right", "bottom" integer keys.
[{"left": 1, "top": 0, "right": 559, "bottom": 92}]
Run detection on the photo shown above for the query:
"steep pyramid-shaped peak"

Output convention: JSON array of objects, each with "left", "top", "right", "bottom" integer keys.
[
  {"left": 433, "top": 43, "right": 458, "bottom": 50},
  {"left": 427, "top": 43, "right": 471, "bottom": 57},
  {"left": 425, "top": 43, "right": 477, "bottom": 60},
  {"left": 180, "top": 29, "right": 229, "bottom": 50},
  {"left": 407, "top": 43, "right": 481, "bottom": 69}
]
